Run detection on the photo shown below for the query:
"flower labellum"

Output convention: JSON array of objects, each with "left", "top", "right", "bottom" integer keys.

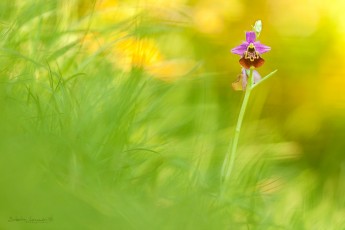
[
  {"left": 231, "top": 31, "right": 270, "bottom": 69},
  {"left": 232, "top": 68, "right": 262, "bottom": 91}
]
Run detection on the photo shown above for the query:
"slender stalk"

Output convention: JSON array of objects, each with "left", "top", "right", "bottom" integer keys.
[
  {"left": 221, "top": 68, "right": 254, "bottom": 186},
  {"left": 220, "top": 68, "right": 277, "bottom": 194},
  {"left": 252, "top": 69, "right": 278, "bottom": 89}
]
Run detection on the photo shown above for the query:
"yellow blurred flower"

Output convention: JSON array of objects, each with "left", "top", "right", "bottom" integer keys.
[
  {"left": 113, "top": 36, "right": 163, "bottom": 71},
  {"left": 112, "top": 35, "right": 197, "bottom": 82},
  {"left": 83, "top": 32, "right": 197, "bottom": 82},
  {"left": 83, "top": 0, "right": 198, "bottom": 82}
]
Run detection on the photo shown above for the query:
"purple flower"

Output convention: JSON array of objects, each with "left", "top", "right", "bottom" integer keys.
[
  {"left": 231, "top": 31, "right": 270, "bottom": 69},
  {"left": 232, "top": 68, "right": 261, "bottom": 91}
]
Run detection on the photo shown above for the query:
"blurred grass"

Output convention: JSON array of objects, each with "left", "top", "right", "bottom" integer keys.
[{"left": 1, "top": 0, "right": 345, "bottom": 229}]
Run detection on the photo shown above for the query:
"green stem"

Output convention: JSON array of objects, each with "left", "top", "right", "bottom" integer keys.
[
  {"left": 251, "top": 69, "right": 278, "bottom": 89},
  {"left": 220, "top": 68, "right": 278, "bottom": 195},
  {"left": 221, "top": 68, "right": 253, "bottom": 186}
]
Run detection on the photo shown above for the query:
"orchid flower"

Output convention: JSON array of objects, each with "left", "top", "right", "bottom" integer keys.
[
  {"left": 231, "top": 31, "right": 270, "bottom": 69},
  {"left": 221, "top": 21, "right": 277, "bottom": 190}
]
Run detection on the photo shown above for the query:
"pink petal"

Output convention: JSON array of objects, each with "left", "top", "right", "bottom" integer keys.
[
  {"left": 240, "top": 69, "right": 262, "bottom": 90},
  {"left": 254, "top": 42, "right": 271, "bottom": 54},
  {"left": 241, "top": 68, "right": 247, "bottom": 90},
  {"left": 231, "top": 42, "right": 248, "bottom": 55},
  {"left": 246, "top": 31, "right": 256, "bottom": 43},
  {"left": 253, "top": 70, "right": 262, "bottom": 84}
]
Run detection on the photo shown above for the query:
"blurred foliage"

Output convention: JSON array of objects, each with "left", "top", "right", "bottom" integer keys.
[{"left": 1, "top": 0, "right": 345, "bottom": 229}]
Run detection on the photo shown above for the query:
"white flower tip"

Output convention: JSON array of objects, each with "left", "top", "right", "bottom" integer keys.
[{"left": 253, "top": 20, "right": 262, "bottom": 36}]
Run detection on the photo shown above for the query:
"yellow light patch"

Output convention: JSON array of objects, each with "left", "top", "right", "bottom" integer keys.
[{"left": 147, "top": 59, "right": 197, "bottom": 82}]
